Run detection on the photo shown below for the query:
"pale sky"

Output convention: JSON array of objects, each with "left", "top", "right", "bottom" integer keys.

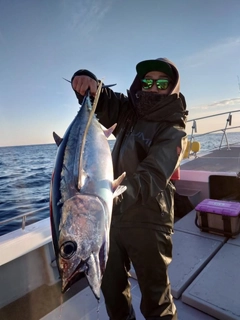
[{"left": 1, "top": 0, "right": 240, "bottom": 147}]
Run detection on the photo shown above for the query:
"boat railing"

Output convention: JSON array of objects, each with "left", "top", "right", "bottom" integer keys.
[
  {"left": 0, "top": 205, "right": 49, "bottom": 231},
  {"left": 185, "top": 109, "right": 240, "bottom": 158}
]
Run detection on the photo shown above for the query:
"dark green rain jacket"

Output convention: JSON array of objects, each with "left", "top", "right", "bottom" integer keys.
[{"left": 72, "top": 58, "right": 188, "bottom": 233}]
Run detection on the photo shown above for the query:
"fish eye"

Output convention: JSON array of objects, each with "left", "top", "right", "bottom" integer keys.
[{"left": 60, "top": 241, "right": 77, "bottom": 259}]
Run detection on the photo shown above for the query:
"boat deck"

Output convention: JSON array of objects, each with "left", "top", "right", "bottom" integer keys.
[
  {"left": 181, "top": 145, "right": 240, "bottom": 173},
  {"left": 1, "top": 144, "right": 240, "bottom": 320}
]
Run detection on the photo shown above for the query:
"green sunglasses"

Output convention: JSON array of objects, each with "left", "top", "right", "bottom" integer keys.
[{"left": 141, "top": 78, "right": 170, "bottom": 90}]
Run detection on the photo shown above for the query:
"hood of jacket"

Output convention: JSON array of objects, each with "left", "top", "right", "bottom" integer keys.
[
  {"left": 127, "top": 57, "right": 187, "bottom": 125},
  {"left": 130, "top": 58, "right": 180, "bottom": 96}
]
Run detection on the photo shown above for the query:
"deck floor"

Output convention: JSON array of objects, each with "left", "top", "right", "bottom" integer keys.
[
  {"left": 1, "top": 144, "right": 240, "bottom": 320},
  {"left": 181, "top": 145, "right": 240, "bottom": 173}
]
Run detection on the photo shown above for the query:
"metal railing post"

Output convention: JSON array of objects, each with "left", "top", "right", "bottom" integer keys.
[
  {"left": 219, "top": 113, "right": 232, "bottom": 150},
  {"left": 188, "top": 120, "right": 197, "bottom": 158},
  {"left": 185, "top": 109, "right": 240, "bottom": 156},
  {"left": 0, "top": 205, "right": 49, "bottom": 230},
  {"left": 22, "top": 215, "right": 26, "bottom": 230}
]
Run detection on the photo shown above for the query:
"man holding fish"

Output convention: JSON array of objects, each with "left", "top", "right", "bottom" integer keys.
[{"left": 71, "top": 58, "right": 188, "bottom": 320}]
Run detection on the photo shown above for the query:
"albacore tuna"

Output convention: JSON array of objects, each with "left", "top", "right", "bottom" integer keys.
[{"left": 50, "top": 82, "right": 126, "bottom": 299}]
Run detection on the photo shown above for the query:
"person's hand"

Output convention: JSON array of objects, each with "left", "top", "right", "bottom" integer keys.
[{"left": 72, "top": 75, "right": 98, "bottom": 97}]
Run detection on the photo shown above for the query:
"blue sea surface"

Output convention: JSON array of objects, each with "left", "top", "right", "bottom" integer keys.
[
  {"left": 0, "top": 144, "right": 57, "bottom": 235},
  {"left": 0, "top": 132, "right": 240, "bottom": 236}
]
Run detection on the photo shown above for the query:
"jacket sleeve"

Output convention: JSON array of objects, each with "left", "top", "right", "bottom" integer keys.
[
  {"left": 71, "top": 69, "right": 129, "bottom": 131},
  {"left": 119, "top": 126, "right": 188, "bottom": 213}
]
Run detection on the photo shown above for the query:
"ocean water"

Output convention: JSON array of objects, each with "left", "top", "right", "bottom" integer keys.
[
  {"left": 191, "top": 131, "right": 240, "bottom": 152},
  {"left": 0, "top": 144, "right": 57, "bottom": 235},
  {"left": 0, "top": 132, "right": 240, "bottom": 236}
]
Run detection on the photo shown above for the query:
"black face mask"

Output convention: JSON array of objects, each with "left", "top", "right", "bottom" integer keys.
[{"left": 134, "top": 91, "right": 168, "bottom": 117}]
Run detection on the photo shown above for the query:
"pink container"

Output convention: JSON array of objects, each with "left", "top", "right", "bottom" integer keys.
[{"left": 195, "top": 199, "right": 240, "bottom": 238}]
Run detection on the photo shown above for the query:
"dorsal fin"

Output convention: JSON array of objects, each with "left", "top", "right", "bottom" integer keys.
[{"left": 53, "top": 132, "right": 63, "bottom": 146}]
